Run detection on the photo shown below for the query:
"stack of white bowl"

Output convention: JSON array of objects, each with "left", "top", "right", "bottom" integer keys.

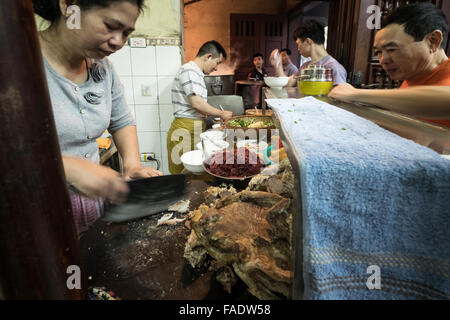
[{"left": 180, "top": 130, "right": 228, "bottom": 174}]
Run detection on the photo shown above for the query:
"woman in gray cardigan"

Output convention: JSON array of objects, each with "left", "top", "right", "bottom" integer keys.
[{"left": 33, "top": 0, "right": 162, "bottom": 234}]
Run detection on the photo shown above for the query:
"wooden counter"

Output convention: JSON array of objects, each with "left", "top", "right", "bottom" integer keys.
[
  {"left": 263, "top": 86, "right": 450, "bottom": 299},
  {"left": 263, "top": 87, "right": 450, "bottom": 155}
]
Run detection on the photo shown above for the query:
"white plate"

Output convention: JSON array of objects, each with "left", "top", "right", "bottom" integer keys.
[
  {"left": 200, "top": 130, "right": 225, "bottom": 141},
  {"left": 196, "top": 140, "right": 229, "bottom": 152}
]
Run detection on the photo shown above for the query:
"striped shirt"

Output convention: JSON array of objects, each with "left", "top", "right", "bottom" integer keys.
[{"left": 172, "top": 61, "right": 208, "bottom": 119}]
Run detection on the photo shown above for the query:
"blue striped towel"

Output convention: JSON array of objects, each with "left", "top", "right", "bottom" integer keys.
[{"left": 266, "top": 97, "right": 450, "bottom": 299}]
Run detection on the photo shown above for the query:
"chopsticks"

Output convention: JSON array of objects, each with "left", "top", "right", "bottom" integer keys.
[{"left": 217, "top": 105, "right": 226, "bottom": 128}]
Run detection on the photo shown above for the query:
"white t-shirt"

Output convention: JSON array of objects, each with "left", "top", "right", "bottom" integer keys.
[{"left": 172, "top": 61, "right": 208, "bottom": 119}]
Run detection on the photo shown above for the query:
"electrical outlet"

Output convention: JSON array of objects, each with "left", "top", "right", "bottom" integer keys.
[
  {"left": 141, "top": 85, "right": 152, "bottom": 97},
  {"left": 140, "top": 152, "right": 156, "bottom": 162}
]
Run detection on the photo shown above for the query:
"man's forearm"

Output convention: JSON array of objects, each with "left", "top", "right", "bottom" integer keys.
[
  {"left": 351, "top": 86, "right": 450, "bottom": 119},
  {"left": 189, "top": 95, "right": 224, "bottom": 117}
]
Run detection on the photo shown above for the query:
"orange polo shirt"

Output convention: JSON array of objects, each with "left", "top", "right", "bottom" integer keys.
[{"left": 400, "top": 59, "right": 450, "bottom": 128}]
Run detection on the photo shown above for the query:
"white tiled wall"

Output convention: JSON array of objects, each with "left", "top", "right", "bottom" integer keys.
[{"left": 109, "top": 44, "right": 182, "bottom": 175}]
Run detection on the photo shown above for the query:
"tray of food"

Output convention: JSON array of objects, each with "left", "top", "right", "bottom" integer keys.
[{"left": 225, "top": 115, "right": 275, "bottom": 130}]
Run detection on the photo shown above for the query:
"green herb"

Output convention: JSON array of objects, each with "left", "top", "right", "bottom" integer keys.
[
  {"left": 228, "top": 119, "right": 251, "bottom": 127},
  {"left": 228, "top": 118, "right": 274, "bottom": 128},
  {"left": 341, "top": 128, "right": 347, "bottom": 131},
  {"left": 294, "top": 121, "right": 298, "bottom": 124}
]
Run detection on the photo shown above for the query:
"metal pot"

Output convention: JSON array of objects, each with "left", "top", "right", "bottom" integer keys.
[
  {"left": 204, "top": 75, "right": 234, "bottom": 96},
  {"left": 297, "top": 65, "right": 333, "bottom": 96}
]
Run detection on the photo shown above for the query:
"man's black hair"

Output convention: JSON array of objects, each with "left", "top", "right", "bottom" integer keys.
[
  {"left": 292, "top": 20, "right": 325, "bottom": 45},
  {"left": 382, "top": 2, "right": 448, "bottom": 48},
  {"left": 197, "top": 40, "right": 227, "bottom": 60},
  {"left": 253, "top": 53, "right": 263, "bottom": 59},
  {"left": 280, "top": 48, "right": 292, "bottom": 55}
]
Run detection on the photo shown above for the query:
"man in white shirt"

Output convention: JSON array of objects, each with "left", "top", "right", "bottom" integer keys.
[
  {"left": 271, "top": 20, "right": 347, "bottom": 86},
  {"left": 167, "top": 40, "right": 233, "bottom": 174}
]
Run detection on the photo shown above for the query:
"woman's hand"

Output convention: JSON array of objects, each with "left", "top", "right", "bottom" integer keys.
[
  {"left": 112, "top": 126, "right": 163, "bottom": 180},
  {"left": 63, "top": 156, "right": 129, "bottom": 204},
  {"left": 124, "top": 165, "right": 163, "bottom": 181}
]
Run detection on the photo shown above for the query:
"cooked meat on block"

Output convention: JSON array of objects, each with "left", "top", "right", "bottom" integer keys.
[
  {"left": 246, "top": 157, "right": 295, "bottom": 199},
  {"left": 184, "top": 190, "right": 293, "bottom": 300}
]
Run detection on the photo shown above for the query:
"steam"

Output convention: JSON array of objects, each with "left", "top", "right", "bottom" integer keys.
[{"left": 210, "top": 47, "right": 240, "bottom": 76}]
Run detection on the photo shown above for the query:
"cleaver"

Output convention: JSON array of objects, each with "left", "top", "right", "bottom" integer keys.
[{"left": 102, "top": 174, "right": 187, "bottom": 223}]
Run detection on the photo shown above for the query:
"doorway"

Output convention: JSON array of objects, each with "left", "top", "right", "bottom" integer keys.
[{"left": 230, "top": 14, "right": 288, "bottom": 80}]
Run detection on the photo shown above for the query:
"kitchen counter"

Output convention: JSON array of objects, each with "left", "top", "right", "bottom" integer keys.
[{"left": 80, "top": 97, "right": 449, "bottom": 300}]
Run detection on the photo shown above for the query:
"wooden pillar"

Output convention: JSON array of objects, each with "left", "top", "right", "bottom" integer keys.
[{"left": 0, "top": 0, "right": 86, "bottom": 299}]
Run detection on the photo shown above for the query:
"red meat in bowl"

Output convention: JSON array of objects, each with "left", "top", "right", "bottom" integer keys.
[{"left": 204, "top": 147, "right": 265, "bottom": 179}]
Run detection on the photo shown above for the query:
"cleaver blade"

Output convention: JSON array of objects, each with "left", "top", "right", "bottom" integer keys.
[{"left": 102, "top": 174, "right": 187, "bottom": 223}]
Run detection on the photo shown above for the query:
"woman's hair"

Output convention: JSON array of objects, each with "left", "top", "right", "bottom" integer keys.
[{"left": 33, "top": 0, "right": 145, "bottom": 23}]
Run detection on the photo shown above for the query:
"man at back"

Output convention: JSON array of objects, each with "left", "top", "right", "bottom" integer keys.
[
  {"left": 279, "top": 48, "right": 298, "bottom": 76},
  {"left": 247, "top": 53, "right": 268, "bottom": 81},
  {"left": 271, "top": 19, "right": 347, "bottom": 86},
  {"left": 329, "top": 3, "right": 449, "bottom": 126}
]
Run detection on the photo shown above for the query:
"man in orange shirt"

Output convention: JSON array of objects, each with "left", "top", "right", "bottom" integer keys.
[{"left": 329, "top": 3, "right": 450, "bottom": 126}]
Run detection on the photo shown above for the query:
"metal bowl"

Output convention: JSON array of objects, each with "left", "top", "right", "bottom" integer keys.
[
  {"left": 299, "top": 65, "right": 333, "bottom": 81},
  {"left": 297, "top": 65, "right": 334, "bottom": 95}
]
